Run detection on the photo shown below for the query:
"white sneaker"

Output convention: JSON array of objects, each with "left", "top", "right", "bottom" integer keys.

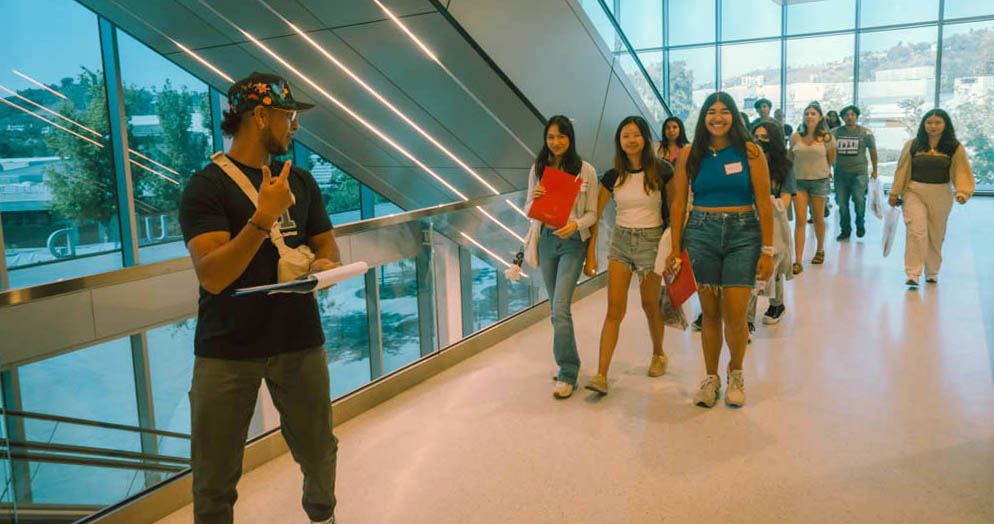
[
  {"left": 694, "top": 375, "right": 721, "bottom": 408},
  {"left": 311, "top": 517, "right": 335, "bottom": 524},
  {"left": 725, "top": 366, "right": 745, "bottom": 407},
  {"left": 553, "top": 381, "right": 574, "bottom": 399}
]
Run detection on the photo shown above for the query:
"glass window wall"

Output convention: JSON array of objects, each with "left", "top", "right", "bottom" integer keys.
[
  {"left": 620, "top": 0, "right": 662, "bottom": 49},
  {"left": 860, "top": 0, "right": 938, "bottom": 28},
  {"left": 720, "top": 40, "right": 782, "bottom": 121},
  {"left": 940, "top": 21, "right": 994, "bottom": 187},
  {"left": 667, "top": 0, "right": 715, "bottom": 46},
  {"left": 787, "top": 0, "right": 856, "bottom": 35},
  {"left": 785, "top": 34, "right": 856, "bottom": 127},
  {"left": 668, "top": 46, "right": 716, "bottom": 133},
  {"left": 379, "top": 258, "right": 421, "bottom": 374},
  {"left": 1, "top": 0, "right": 122, "bottom": 289},
  {"left": 720, "top": 0, "right": 781, "bottom": 41}
]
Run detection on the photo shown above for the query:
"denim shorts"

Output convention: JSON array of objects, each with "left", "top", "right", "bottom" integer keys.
[
  {"left": 795, "top": 177, "right": 831, "bottom": 197},
  {"left": 683, "top": 210, "right": 761, "bottom": 288},
  {"left": 608, "top": 225, "right": 663, "bottom": 278}
]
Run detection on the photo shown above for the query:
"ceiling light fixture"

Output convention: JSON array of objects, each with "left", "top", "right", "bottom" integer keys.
[
  {"left": 258, "top": 0, "right": 501, "bottom": 195},
  {"left": 12, "top": 70, "right": 68, "bottom": 100}
]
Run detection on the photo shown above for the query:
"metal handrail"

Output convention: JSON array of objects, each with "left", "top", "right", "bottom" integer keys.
[
  {"left": 1, "top": 439, "right": 190, "bottom": 466},
  {"left": 0, "top": 408, "right": 191, "bottom": 439},
  {"left": 0, "top": 450, "right": 185, "bottom": 473},
  {"left": 0, "top": 188, "right": 527, "bottom": 307}
]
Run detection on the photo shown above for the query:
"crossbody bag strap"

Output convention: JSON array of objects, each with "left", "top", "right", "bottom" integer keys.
[{"left": 211, "top": 152, "right": 294, "bottom": 254}]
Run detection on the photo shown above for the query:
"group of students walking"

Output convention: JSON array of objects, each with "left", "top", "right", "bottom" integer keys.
[{"left": 527, "top": 91, "right": 976, "bottom": 408}]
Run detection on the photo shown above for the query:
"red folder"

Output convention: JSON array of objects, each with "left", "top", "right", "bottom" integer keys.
[
  {"left": 665, "top": 249, "right": 697, "bottom": 308},
  {"left": 527, "top": 166, "right": 582, "bottom": 229}
]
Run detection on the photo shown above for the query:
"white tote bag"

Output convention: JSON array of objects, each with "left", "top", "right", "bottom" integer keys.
[
  {"left": 882, "top": 206, "right": 900, "bottom": 257},
  {"left": 868, "top": 177, "right": 885, "bottom": 220}
]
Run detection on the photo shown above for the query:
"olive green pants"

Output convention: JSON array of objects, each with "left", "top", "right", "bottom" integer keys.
[{"left": 190, "top": 347, "right": 337, "bottom": 524}]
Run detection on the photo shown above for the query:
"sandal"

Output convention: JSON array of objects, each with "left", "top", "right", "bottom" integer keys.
[
  {"left": 792, "top": 263, "right": 803, "bottom": 275},
  {"left": 811, "top": 251, "right": 825, "bottom": 264}
]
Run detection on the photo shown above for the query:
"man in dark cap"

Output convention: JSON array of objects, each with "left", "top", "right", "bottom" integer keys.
[{"left": 179, "top": 72, "right": 339, "bottom": 524}]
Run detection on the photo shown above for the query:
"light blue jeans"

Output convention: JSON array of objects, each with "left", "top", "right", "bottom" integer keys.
[{"left": 539, "top": 226, "right": 588, "bottom": 386}]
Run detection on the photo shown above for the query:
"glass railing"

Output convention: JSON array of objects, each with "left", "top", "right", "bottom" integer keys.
[
  {"left": 0, "top": 189, "right": 611, "bottom": 523},
  {"left": 578, "top": 0, "right": 671, "bottom": 128}
]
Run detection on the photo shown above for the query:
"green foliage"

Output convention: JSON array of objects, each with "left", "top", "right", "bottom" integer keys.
[
  {"left": 42, "top": 68, "right": 117, "bottom": 226},
  {"left": 953, "top": 89, "right": 994, "bottom": 185}
]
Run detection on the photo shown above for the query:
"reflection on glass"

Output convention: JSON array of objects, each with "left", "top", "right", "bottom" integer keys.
[
  {"left": 379, "top": 258, "right": 421, "bottom": 373},
  {"left": 18, "top": 338, "right": 142, "bottom": 504},
  {"left": 318, "top": 274, "right": 371, "bottom": 397},
  {"left": 787, "top": 0, "right": 856, "bottom": 35},
  {"left": 508, "top": 280, "right": 532, "bottom": 315},
  {"left": 944, "top": 0, "right": 994, "bottom": 20},
  {"left": 620, "top": 0, "right": 662, "bottom": 49},
  {"left": 117, "top": 29, "right": 212, "bottom": 265},
  {"left": 860, "top": 0, "right": 938, "bottom": 28},
  {"left": 373, "top": 191, "right": 404, "bottom": 217},
  {"left": 146, "top": 321, "right": 195, "bottom": 458},
  {"left": 668, "top": 0, "right": 715, "bottom": 46},
  {"left": 617, "top": 54, "right": 666, "bottom": 128},
  {"left": 939, "top": 21, "right": 994, "bottom": 187},
  {"left": 720, "top": 41, "right": 782, "bottom": 120},
  {"left": 857, "top": 27, "right": 937, "bottom": 182},
  {"left": 578, "top": 0, "right": 620, "bottom": 52},
  {"left": 471, "top": 254, "right": 498, "bottom": 332},
  {"left": 786, "top": 35, "right": 855, "bottom": 127},
  {"left": 1, "top": 0, "right": 122, "bottom": 289},
  {"left": 295, "top": 142, "right": 361, "bottom": 225},
  {"left": 638, "top": 51, "right": 664, "bottom": 96},
  {"left": 669, "top": 46, "right": 716, "bottom": 133},
  {"left": 721, "top": 0, "right": 781, "bottom": 41}
]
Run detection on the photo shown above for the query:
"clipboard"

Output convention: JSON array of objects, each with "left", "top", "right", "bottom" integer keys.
[
  {"left": 527, "top": 166, "right": 582, "bottom": 229},
  {"left": 232, "top": 261, "right": 369, "bottom": 296}
]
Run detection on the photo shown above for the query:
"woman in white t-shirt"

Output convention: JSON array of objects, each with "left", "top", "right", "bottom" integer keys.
[{"left": 583, "top": 116, "right": 674, "bottom": 395}]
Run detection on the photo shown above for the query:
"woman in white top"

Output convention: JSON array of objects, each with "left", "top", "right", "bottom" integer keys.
[
  {"left": 789, "top": 102, "right": 836, "bottom": 272},
  {"left": 583, "top": 116, "right": 674, "bottom": 395},
  {"left": 524, "top": 115, "right": 599, "bottom": 399}
]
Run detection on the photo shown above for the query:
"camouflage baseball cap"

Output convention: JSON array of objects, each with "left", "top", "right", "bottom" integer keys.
[{"left": 227, "top": 72, "right": 315, "bottom": 114}]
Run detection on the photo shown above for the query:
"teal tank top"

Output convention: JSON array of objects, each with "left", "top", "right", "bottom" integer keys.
[{"left": 691, "top": 146, "right": 754, "bottom": 207}]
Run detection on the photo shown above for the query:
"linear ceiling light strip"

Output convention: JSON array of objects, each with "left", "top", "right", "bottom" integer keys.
[
  {"left": 198, "top": 0, "right": 472, "bottom": 201},
  {"left": 258, "top": 0, "right": 501, "bottom": 196},
  {"left": 0, "top": 84, "right": 102, "bottom": 137},
  {"left": 12, "top": 70, "right": 68, "bottom": 100},
  {"left": 370, "top": 0, "right": 536, "bottom": 158},
  {"left": 459, "top": 232, "right": 527, "bottom": 277},
  {"left": 108, "top": 0, "right": 234, "bottom": 83},
  {"left": 0, "top": 97, "right": 105, "bottom": 148}
]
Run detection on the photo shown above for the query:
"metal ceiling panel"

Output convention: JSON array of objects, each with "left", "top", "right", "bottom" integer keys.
[
  {"left": 590, "top": 70, "right": 643, "bottom": 172},
  {"left": 334, "top": 14, "right": 538, "bottom": 179},
  {"left": 446, "top": 0, "right": 615, "bottom": 163},
  {"left": 75, "top": 0, "right": 235, "bottom": 50},
  {"left": 256, "top": 31, "right": 495, "bottom": 170},
  {"left": 172, "top": 0, "right": 324, "bottom": 43},
  {"left": 296, "top": 0, "right": 436, "bottom": 28}
]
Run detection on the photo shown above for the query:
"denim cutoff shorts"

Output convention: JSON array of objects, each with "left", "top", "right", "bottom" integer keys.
[
  {"left": 795, "top": 177, "right": 831, "bottom": 197},
  {"left": 683, "top": 210, "right": 761, "bottom": 288},
  {"left": 608, "top": 225, "right": 664, "bottom": 278}
]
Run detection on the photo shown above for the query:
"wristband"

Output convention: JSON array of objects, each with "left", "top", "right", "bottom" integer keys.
[
  {"left": 761, "top": 246, "right": 775, "bottom": 256},
  {"left": 247, "top": 219, "right": 270, "bottom": 233}
]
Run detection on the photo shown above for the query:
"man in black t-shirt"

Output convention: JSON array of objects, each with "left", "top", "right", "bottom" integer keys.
[{"left": 179, "top": 72, "right": 339, "bottom": 524}]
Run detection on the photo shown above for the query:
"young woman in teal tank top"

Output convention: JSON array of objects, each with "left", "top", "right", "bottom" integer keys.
[{"left": 667, "top": 92, "right": 775, "bottom": 409}]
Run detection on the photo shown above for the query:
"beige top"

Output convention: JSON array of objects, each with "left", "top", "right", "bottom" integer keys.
[{"left": 889, "top": 139, "right": 975, "bottom": 201}]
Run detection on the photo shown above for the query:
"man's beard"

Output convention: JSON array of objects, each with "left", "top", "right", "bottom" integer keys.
[{"left": 264, "top": 129, "right": 289, "bottom": 156}]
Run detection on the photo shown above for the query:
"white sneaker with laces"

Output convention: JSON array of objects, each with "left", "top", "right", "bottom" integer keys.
[
  {"left": 553, "top": 381, "right": 574, "bottom": 399},
  {"left": 725, "top": 366, "right": 745, "bottom": 407},
  {"left": 694, "top": 375, "right": 721, "bottom": 408}
]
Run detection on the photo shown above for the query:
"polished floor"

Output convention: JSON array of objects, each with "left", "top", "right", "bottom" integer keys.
[{"left": 157, "top": 198, "right": 994, "bottom": 524}]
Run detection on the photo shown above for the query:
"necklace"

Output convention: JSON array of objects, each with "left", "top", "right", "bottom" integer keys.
[{"left": 709, "top": 147, "right": 718, "bottom": 157}]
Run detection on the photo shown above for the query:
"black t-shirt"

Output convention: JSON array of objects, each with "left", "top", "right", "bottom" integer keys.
[
  {"left": 599, "top": 164, "right": 674, "bottom": 228},
  {"left": 179, "top": 156, "right": 333, "bottom": 360}
]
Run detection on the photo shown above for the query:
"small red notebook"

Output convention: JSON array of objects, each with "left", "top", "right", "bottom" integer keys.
[
  {"left": 665, "top": 249, "right": 698, "bottom": 308},
  {"left": 527, "top": 166, "right": 582, "bottom": 229}
]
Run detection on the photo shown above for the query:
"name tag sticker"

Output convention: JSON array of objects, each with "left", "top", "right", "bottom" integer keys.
[
  {"left": 580, "top": 182, "right": 589, "bottom": 192},
  {"left": 724, "top": 161, "right": 744, "bottom": 175}
]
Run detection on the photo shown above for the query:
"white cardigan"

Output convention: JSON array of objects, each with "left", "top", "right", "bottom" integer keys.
[{"left": 523, "top": 160, "right": 599, "bottom": 241}]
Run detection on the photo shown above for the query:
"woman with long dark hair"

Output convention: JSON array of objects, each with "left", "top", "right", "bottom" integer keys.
[
  {"left": 583, "top": 116, "right": 674, "bottom": 395},
  {"left": 667, "top": 92, "right": 774, "bottom": 408},
  {"left": 524, "top": 115, "right": 599, "bottom": 399},
  {"left": 749, "top": 121, "right": 794, "bottom": 325},
  {"left": 888, "top": 109, "right": 974, "bottom": 286},
  {"left": 658, "top": 116, "right": 690, "bottom": 164},
  {"left": 789, "top": 102, "right": 836, "bottom": 272}
]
